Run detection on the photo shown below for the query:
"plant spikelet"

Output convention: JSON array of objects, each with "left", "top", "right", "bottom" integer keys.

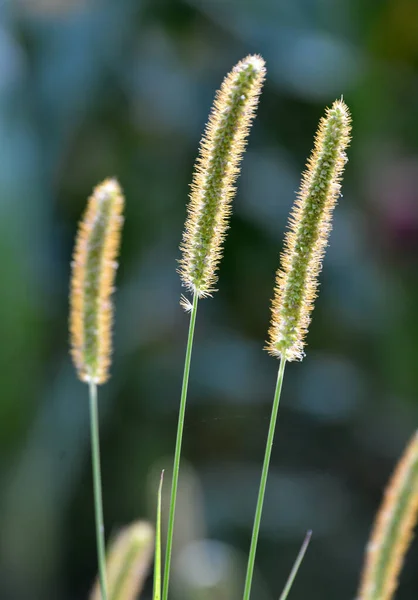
[
  {"left": 357, "top": 432, "right": 418, "bottom": 600},
  {"left": 90, "top": 521, "right": 154, "bottom": 600},
  {"left": 267, "top": 99, "right": 351, "bottom": 361},
  {"left": 70, "top": 178, "right": 124, "bottom": 384},
  {"left": 179, "top": 54, "right": 266, "bottom": 297}
]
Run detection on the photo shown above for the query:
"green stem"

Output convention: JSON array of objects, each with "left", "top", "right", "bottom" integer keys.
[
  {"left": 89, "top": 379, "right": 108, "bottom": 600},
  {"left": 162, "top": 293, "right": 199, "bottom": 600},
  {"left": 243, "top": 357, "right": 287, "bottom": 600}
]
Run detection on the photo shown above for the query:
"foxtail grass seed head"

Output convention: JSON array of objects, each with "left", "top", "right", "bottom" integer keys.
[
  {"left": 179, "top": 55, "right": 266, "bottom": 297},
  {"left": 70, "top": 178, "right": 124, "bottom": 384},
  {"left": 267, "top": 99, "right": 351, "bottom": 361},
  {"left": 90, "top": 521, "right": 154, "bottom": 600},
  {"left": 357, "top": 432, "right": 418, "bottom": 600}
]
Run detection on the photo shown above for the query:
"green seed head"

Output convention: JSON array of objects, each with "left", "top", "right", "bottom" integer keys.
[
  {"left": 267, "top": 100, "right": 351, "bottom": 361},
  {"left": 179, "top": 55, "right": 266, "bottom": 297}
]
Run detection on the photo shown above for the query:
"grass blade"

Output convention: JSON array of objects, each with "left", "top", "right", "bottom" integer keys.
[
  {"left": 278, "top": 530, "right": 312, "bottom": 600},
  {"left": 153, "top": 471, "right": 164, "bottom": 600}
]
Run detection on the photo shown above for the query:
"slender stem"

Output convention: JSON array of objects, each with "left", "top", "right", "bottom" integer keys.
[
  {"left": 162, "top": 293, "right": 199, "bottom": 600},
  {"left": 278, "top": 530, "right": 312, "bottom": 600},
  {"left": 89, "top": 379, "right": 108, "bottom": 600},
  {"left": 243, "top": 357, "right": 287, "bottom": 600}
]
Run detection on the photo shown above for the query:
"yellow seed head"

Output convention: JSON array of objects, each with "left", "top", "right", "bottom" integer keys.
[
  {"left": 179, "top": 55, "right": 266, "bottom": 297},
  {"left": 90, "top": 521, "right": 154, "bottom": 600},
  {"left": 69, "top": 178, "right": 124, "bottom": 384},
  {"left": 357, "top": 432, "right": 418, "bottom": 600},
  {"left": 267, "top": 99, "right": 351, "bottom": 361}
]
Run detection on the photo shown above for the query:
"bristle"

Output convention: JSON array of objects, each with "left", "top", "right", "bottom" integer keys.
[
  {"left": 357, "top": 432, "right": 418, "bottom": 600},
  {"left": 267, "top": 100, "right": 351, "bottom": 361},
  {"left": 70, "top": 178, "right": 124, "bottom": 384},
  {"left": 179, "top": 54, "right": 266, "bottom": 297}
]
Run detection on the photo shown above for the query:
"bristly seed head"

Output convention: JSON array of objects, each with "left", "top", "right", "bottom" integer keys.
[
  {"left": 267, "top": 99, "right": 351, "bottom": 361},
  {"left": 70, "top": 178, "right": 124, "bottom": 384},
  {"left": 179, "top": 55, "right": 266, "bottom": 298}
]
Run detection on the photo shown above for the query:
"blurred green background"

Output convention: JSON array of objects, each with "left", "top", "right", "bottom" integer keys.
[{"left": 1, "top": 0, "right": 418, "bottom": 598}]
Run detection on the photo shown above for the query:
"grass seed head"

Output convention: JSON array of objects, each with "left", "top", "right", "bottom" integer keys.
[
  {"left": 357, "top": 432, "right": 418, "bottom": 600},
  {"left": 90, "top": 521, "right": 154, "bottom": 600},
  {"left": 267, "top": 99, "right": 351, "bottom": 361},
  {"left": 70, "top": 178, "right": 124, "bottom": 384},
  {"left": 179, "top": 54, "right": 266, "bottom": 297}
]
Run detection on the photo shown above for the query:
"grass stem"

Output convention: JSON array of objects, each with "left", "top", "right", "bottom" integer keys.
[
  {"left": 243, "top": 357, "right": 287, "bottom": 600},
  {"left": 89, "top": 379, "right": 108, "bottom": 600},
  {"left": 162, "top": 293, "right": 199, "bottom": 600}
]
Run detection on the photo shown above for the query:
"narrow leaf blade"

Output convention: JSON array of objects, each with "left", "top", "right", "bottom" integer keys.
[
  {"left": 153, "top": 470, "right": 164, "bottom": 600},
  {"left": 278, "top": 530, "right": 312, "bottom": 600}
]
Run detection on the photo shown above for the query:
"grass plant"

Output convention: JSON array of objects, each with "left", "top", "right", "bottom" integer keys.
[
  {"left": 70, "top": 179, "right": 125, "bottom": 600},
  {"left": 243, "top": 99, "right": 351, "bottom": 600},
  {"left": 163, "top": 54, "right": 266, "bottom": 600}
]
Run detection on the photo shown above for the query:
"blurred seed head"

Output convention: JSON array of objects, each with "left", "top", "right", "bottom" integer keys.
[
  {"left": 357, "top": 431, "right": 418, "bottom": 600},
  {"left": 69, "top": 178, "right": 124, "bottom": 384},
  {"left": 90, "top": 521, "right": 154, "bottom": 600}
]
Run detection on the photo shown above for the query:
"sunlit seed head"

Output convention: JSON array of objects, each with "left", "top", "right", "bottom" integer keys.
[
  {"left": 267, "top": 100, "right": 351, "bottom": 361},
  {"left": 69, "top": 178, "right": 124, "bottom": 384},
  {"left": 179, "top": 54, "right": 266, "bottom": 298}
]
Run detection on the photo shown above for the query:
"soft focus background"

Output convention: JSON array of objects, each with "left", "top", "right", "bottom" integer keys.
[{"left": 1, "top": 0, "right": 418, "bottom": 599}]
